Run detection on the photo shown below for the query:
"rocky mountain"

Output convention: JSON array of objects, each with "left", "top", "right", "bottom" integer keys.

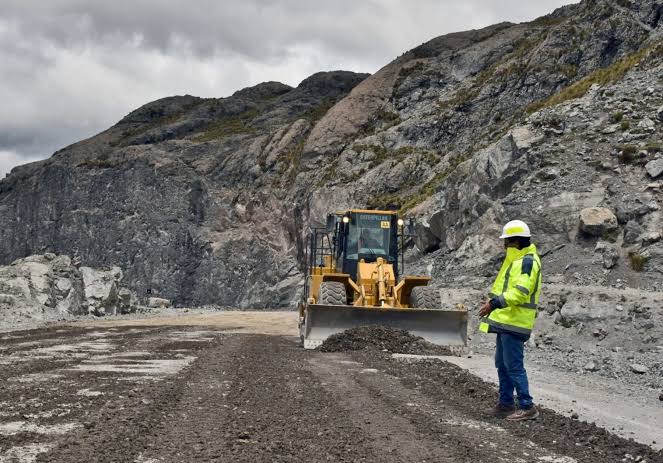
[{"left": 0, "top": 0, "right": 661, "bottom": 308}]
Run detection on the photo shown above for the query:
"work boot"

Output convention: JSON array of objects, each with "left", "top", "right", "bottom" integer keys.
[
  {"left": 506, "top": 406, "right": 539, "bottom": 421},
  {"left": 483, "top": 403, "right": 516, "bottom": 418}
]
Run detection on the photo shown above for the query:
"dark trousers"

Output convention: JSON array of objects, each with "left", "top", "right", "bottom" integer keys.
[{"left": 495, "top": 332, "right": 533, "bottom": 409}]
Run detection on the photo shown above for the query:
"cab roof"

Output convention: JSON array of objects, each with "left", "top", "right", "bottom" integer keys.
[{"left": 336, "top": 209, "right": 398, "bottom": 216}]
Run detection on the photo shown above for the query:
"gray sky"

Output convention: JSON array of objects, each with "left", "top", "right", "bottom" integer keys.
[{"left": 0, "top": 0, "right": 575, "bottom": 177}]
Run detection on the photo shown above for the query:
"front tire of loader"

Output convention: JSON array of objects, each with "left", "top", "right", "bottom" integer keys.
[
  {"left": 319, "top": 281, "right": 347, "bottom": 305},
  {"left": 409, "top": 286, "right": 442, "bottom": 310}
]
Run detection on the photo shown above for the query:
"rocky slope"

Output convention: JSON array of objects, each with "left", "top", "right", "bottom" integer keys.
[{"left": 0, "top": 0, "right": 661, "bottom": 309}]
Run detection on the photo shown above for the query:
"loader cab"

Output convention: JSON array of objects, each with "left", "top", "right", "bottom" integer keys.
[{"left": 332, "top": 210, "right": 402, "bottom": 281}]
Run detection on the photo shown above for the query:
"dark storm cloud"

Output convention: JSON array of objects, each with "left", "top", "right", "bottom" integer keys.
[{"left": 0, "top": 0, "right": 575, "bottom": 177}]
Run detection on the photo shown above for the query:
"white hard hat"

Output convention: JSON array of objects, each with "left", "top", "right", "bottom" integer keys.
[{"left": 499, "top": 220, "right": 531, "bottom": 239}]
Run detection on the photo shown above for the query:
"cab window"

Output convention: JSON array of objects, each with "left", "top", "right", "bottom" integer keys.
[{"left": 345, "top": 214, "right": 391, "bottom": 260}]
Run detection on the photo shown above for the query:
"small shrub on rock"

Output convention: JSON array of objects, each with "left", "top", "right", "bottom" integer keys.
[
  {"left": 611, "top": 111, "right": 624, "bottom": 122},
  {"left": 618, "top": 145, "right": 638, "bottom": 164},
  {"left": 628, "top": 252, "right": 648, "bottom": 271}
]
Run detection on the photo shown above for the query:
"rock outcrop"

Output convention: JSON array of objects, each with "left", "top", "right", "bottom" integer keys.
[
  {"left": 0, "top": 254, "right": 138, "bottom": 330},
  {"left": 0, "top": 0, "right": 661, "bottom": 307}
]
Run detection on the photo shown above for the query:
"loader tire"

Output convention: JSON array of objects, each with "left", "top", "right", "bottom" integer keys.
[
  {"left": 409, "top": 286, "right": 442, "bottom": 310},
  {"left": 319, "top": 281, "right": 347, "bottom": 305}
]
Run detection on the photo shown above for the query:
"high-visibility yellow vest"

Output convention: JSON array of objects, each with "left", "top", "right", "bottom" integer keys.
[{"left": 479, "top": 244, "right": 542, "bottom": 336}]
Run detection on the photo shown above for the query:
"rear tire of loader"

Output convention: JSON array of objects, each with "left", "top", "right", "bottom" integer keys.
[
  {"left": 319, "top": 281, "right": 347, "bottom": 305},
  {"left": 409, "top": 286, "right": 442, "bottom": 310}
]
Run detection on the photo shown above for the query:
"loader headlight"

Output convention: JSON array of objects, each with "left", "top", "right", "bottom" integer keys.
[
  {"left": 342, "top": 216, "right": 350, "bottom": 224},
  {"left": 397, "top": 218, "right": 404, "bottom": 227}
]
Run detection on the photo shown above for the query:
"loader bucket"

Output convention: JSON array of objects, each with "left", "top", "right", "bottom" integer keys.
[{"left": 302, "top": 304, "right": 468, "bottom": 350}]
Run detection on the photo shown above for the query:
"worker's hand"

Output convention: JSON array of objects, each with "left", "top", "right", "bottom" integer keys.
[{"left": 478, "top": 301, "right": 492, "bottom": 317}]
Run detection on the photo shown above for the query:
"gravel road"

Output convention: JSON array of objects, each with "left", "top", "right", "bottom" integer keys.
[{"left": 0, "top": 316, "right": 660, "bottom": 462}]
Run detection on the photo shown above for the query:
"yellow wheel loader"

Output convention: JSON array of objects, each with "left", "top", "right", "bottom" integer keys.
[{"left": 298, "top": 209, "right": 468, "bottom": 349}]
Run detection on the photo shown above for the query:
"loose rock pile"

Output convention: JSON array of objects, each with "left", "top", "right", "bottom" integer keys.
[{"left": 319, "top": 325, "right": 452, "bottom": 355}]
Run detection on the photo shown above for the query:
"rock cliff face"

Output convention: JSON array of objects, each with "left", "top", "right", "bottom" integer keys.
[{"left": 0, "top": 0, "right": 661, "bottom": 307}]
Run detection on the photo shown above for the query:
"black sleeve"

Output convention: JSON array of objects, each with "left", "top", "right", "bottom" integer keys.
[{"left": 521, "top": 255, "right": 534, "bottom": 276}]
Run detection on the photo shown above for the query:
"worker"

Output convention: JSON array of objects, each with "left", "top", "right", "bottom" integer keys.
[{"left": 478, "top": 220, "right": 542, "bottom": 421}]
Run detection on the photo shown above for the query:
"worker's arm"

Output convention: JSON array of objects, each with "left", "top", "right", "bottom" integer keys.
[{"left": 490, "top": 257, "right": 538, "bottom": 309}]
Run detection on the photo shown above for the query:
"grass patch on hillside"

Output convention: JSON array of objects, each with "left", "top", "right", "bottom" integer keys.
[
  {"left": 369, "top": 152, "right": 469, "bottom": 213},
  {"left": 530, "top": 16, "right": 567, "bottom": 28},
  {"left": 276, "top": 140, "right": 305, "bottom": 184},
  {"left": 194, "top": 109, "right": 258, "bottom": 142},
  {"left": 374, "top": 109, "right": 402, "bottom": 128},
  {"left": 77, "top": 152, "right": 116, "bottom": 168},
  {"left": 526, "top": 44, "right": 662, "bottom": 114}
]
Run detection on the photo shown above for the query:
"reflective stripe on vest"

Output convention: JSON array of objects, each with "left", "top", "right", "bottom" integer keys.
[
  {"left": 502, "top": 264, "right": 513, "bottom": 293},
  {"left": 521, "top": 257, "right": 541, "bottom": 311},
  {"left": 480, "top": 317, "right": 532, "bottom": 335}
]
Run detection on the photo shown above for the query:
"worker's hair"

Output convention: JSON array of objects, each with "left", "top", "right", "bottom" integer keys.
[{"left": 506, "top": 236, "right": 531, "bottom": 249}]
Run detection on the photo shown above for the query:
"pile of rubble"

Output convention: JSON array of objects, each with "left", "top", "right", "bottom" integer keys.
[
  {"left": 0, "top": 253, "right": 139, "bottom": 331},
  {"left": 319, "top": 325, "right": 452, "bottom": 355}
]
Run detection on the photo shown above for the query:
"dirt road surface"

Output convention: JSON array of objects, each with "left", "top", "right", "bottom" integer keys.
[{"left": 0, "top": 312, "right": 660, "bottom": 462}]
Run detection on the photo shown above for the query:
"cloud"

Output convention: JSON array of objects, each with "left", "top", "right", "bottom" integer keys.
[{"left": 0, "top": 0, "right": 576, "bottom": 173}]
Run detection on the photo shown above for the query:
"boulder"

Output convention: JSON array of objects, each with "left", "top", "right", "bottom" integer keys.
[
  {"left": 623, "top": 220, "right": 643, "bottom": 245},
  {"left": 629, "top": 364, "right": 649, "bottom": 374},
  {"left": 80, "top": 267, "right": 120, "bottom": 315},
  {"left": 602, "top": 248, "right": 620, "bottom": 269},
  {"left": 637, "top": 117, "right": 655, "bottom": 130},
  {"left": 537, "top": 167, "right": 559, "bottom": 180},
  {"left": 645, "top": 159, "right": 663, "bottom": 179},
  {"left": 579, "top": 207, "right": 618, "bottom": 238},
  {"left": 559, "top": 300, "right": 616, "bottom": 326},
  {"left": 510, "top": 126, "right": 544, "bottom": 150},
  {"left": 118, "top": 288, "right": 138, "bottom": 313},
  {"left": 148, "top": 297, "right": 172, "bottom": 309},
  {"left": 657, "top": 105, "right": 663, "bottom": 122},
  {"left": 642, "top": 231, "right": 661, "bottom": 245},
  {"left": 414, "top": 219, "right": 441, "bottom": 253}
]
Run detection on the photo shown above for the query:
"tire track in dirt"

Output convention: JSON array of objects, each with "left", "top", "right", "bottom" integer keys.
[
  {"left": 308, "top": 355, "right": 461, "bottom": 462},
  {"left": 130, "top": 334, "right": 381, "bottom": 462}
]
